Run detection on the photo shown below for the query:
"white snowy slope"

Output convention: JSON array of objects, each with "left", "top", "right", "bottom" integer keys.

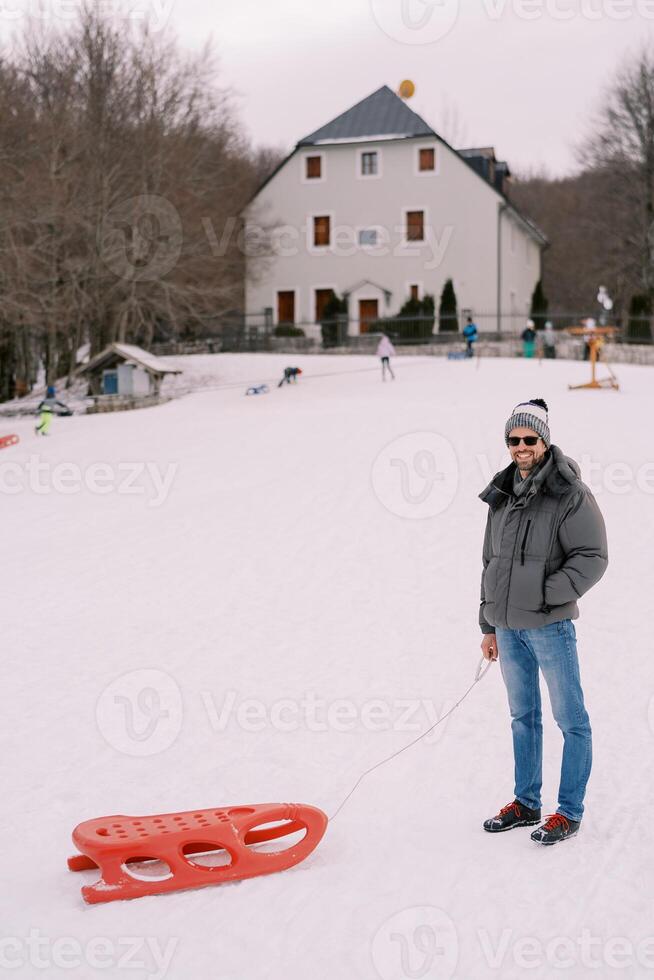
[{"left": 1, "top": 353, "right": 653, "bottom": 980}]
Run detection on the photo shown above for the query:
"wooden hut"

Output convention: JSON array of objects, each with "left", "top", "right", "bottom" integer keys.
[{"left": 78, "top": 343, "right": 182, "bottom": 413}]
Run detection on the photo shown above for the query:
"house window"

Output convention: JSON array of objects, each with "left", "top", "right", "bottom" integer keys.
[
  {"left": 410, "top": 284, "right": 420, "bottom": 301},
  {"left": 358, "top": 228, "right": 378, "bottom": 247},
  {"left": 406, "top": 211, "right": 425, "bottom": 242},
  {"left": 277, "top": 291, "right": 295, "bottom": 324},
  {"left": 306, "top": 156, "right": 322, "bottom": 180},
  {"left": 313, "top": 215, "right": 331, "bottom": 247},
  {"left": 315, "top": 289, "right": 335, "bottom": 322},
  {"left": 419, "top": 148, "right": 435, "bottom": 172},
  {"left": 361, "top": 151, "right": 378, "bottom": 176}
]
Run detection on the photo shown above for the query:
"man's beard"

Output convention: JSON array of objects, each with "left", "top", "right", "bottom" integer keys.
[{"left": 514, "top": 454, "right": 539, "bottom": 471}]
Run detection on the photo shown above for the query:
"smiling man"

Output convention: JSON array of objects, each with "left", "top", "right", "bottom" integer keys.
[{"left": 478, "top": 399, "right": 608, "bottom": 845}]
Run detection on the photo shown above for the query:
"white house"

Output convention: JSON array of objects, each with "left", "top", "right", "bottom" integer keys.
[{"left": 243, "top": 85, "right": 548, "bottom": 336}]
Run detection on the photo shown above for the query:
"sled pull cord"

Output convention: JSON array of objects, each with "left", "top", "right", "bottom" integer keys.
[{"left": 329, "top": 657, "right": 493, "bottom": 822}]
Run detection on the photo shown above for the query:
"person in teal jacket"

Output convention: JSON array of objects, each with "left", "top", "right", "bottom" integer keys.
[
  {"left": 463, "top": 316, "right": 478, "bottom": 357},
  {"left": 522, "top": 320, "right": 537, "bottom": 358}
]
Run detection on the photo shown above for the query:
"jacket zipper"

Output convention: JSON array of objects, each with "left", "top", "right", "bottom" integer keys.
[
  {"left": 503, "top": 505, "right": 526, "bottom": 626},
  {"left": 520, "top": 519, "right": 532, "bottom": 565}
]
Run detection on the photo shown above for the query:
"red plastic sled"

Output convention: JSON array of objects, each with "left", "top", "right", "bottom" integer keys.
[
  {"left": 68, "top": 802, "right": 328, "bottom": 904},
  {"left": 0, "top": 434, "right": 19, "bottom": 450}
]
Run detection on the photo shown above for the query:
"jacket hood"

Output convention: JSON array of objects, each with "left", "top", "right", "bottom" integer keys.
[{"left": 479, "top": 444, "right": 581, "bottom": 509}]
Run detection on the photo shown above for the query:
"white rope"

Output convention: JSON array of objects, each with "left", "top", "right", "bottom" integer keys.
[{"left": 328, "top": 657, "right": 494, "bottom": 822}]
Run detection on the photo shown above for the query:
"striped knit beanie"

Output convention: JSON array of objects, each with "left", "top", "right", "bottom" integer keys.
[{"left": 504, "top": 398, "right": 550, "bottom": 448}]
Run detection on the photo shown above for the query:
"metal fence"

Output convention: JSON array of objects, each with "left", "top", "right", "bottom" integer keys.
[{"left": 150, "top": 311, "right": 654, "bottom": 356}]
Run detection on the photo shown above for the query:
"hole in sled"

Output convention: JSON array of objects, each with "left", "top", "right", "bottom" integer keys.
[
  {"left": 121, "top": 856, "right": 173, "bottom": 882},
  {"left": 244, "top": 819, "right": 307, "bottom": 854},
  {"left": 181, "top": 842, "right": 233, "bottom": 870}
]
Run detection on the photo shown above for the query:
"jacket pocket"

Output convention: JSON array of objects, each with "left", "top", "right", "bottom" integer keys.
[
  {"left": 511, "top": 559, "right": 546, "bottom": 612},
  {"left": 484, "top": 557, "right": 499, "bottom": 601}
]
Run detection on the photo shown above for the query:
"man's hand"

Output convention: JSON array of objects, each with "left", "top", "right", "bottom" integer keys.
[{"left": 481, "top": 633, "right": 498, "bottom": 662}]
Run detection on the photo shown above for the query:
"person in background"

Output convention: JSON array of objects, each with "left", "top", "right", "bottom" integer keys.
[
  {"left": 277, "top": 366, "right": 302, "bottom": 388},
  {"left": 541, "top": 320, "right": 557, "bottom": 359},
  {"left": 583, "top": 317, "right": 597, "bottom": 361},
  {"left": 376, "top": 333, "right": 396, "bottom": 381},
  {"left": 463, "top": 316, "right": 479, "bottom": 358},
  {"left": 39, "top": 382, "right": 72, "bottom": 416},
  {"left": 35, "top": 403, "right": 53, "bottom": 436},
  {"left": 521, "top": 319, "right": 537, "bottom": 359}
]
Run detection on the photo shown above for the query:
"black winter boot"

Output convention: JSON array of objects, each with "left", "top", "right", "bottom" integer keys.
[
  {"left": 531, "top": 812, "right": 580, "bottom": 845},
  {"left": 483, "top": 799, "right": 541, "bottom": 833}
]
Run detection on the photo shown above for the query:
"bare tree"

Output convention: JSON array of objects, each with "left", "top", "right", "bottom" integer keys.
[
  {"left": 437, "top": 93, "right": 469, "bottom": 149},
  {"left": 0, "top": 5, "right": 278, "bottom": 399},
  {"left": 511, "top": 167, "right": 639, "bottom": 316},
  {"left": 578, "top": 46, "right": 654, "bottom": 299}
]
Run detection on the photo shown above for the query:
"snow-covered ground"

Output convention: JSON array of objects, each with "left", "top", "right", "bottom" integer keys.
[{"left": 2, "top": 352, "right": 653, "bottom": 980}]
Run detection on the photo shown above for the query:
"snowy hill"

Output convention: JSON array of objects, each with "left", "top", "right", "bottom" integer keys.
[{"left": 2, "top": 352, "right": 652, "bottom": 980}]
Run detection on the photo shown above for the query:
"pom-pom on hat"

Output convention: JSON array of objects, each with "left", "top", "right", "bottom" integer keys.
[{"left": 505, "top": 398, "right": 550, "bottom": 448}]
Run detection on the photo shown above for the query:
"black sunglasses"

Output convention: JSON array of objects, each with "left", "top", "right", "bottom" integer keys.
[{"left": 508, "top": 436, "right": 540, "bottom": 447}]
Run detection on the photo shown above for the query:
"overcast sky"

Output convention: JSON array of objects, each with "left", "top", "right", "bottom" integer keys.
[{"left": 4, "top": 0, "right": 652, "bottom": 175}]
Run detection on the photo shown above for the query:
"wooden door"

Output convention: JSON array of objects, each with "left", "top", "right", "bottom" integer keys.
[
  {"left": 277, "top": 291, "right": 295, "bottom": 324},
  {"left": 359, "top": 299, "right": 379, "bottom": 334},
  {"left": 315, "top": 289, "right": 334, "bottom": 323}
]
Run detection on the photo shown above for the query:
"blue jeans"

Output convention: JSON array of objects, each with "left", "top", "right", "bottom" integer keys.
[{"left": 495, "top": 620, "right": 592, "bottom": 823}]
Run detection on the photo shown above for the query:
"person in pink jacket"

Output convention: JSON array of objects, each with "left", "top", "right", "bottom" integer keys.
[{"left": 376, "top": 334, "right": 396, "bottom": 381}]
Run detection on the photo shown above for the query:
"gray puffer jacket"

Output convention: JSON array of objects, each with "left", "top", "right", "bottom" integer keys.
[{"left": 479, "top": 445, "right": 608, "bottom": 633}]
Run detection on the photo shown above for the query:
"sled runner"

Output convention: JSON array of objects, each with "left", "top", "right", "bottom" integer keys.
[{"left": 68, "top": 802, "right": 327, "bottom": 904}]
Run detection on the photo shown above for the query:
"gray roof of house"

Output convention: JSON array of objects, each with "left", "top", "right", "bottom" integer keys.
[
  {"left": 79, "top": 343, "right": 182, "bottom": 377},
  {"left": 298, "top": 85, "right": 436, "bottom": 145}
]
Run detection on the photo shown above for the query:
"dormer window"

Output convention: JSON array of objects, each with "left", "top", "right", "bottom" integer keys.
[
  {"left": 419, "top": 148, "right": 435, "bottom": 171},
  {"left": 306, "top": 156, "right": 322, "bottom": 180},
  {"left": 359, "top": 150, "right": 380, "bottom": 177}
]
